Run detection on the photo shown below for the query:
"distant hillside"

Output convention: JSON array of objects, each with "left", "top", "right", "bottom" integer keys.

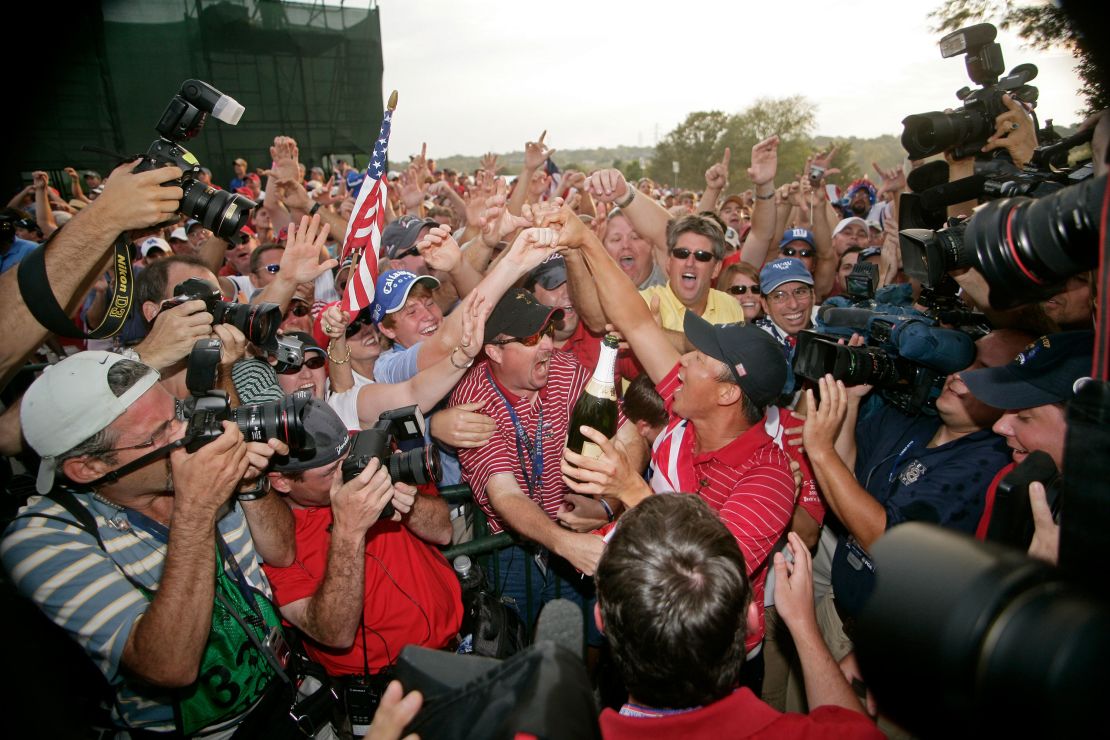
[{"left": 393, "top": 134, "right": 909, "bottom": 179}]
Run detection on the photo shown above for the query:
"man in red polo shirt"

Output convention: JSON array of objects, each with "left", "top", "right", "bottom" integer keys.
[{"left": 556, "top": 205, "right": 795, "bottom": 664}]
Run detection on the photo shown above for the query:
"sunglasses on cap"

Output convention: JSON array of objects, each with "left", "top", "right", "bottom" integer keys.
[
  {"left": 670, "top": 247, "right": 715, "bottom": 263},
  {"left": 781, "top": 246, "right": 814, "bottom": 258},
  {"left": 285, "top": 301, "right": 311, "bottom": 318},
  {"left": 275, "top": 352, "right": 326, "bottom": 374},
  {"left": 489, "top": 321, "right": 556, "bottom": 347},
  {"left": 727, "top": 284, "right": 761, "bottom": 295}
]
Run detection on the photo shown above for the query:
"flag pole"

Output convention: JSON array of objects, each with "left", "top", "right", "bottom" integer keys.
[{"left": 347, "top": 90, "right": 398, "bottom": 314}]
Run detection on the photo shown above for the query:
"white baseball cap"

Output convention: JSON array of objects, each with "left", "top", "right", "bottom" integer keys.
[
  {"left": 139, "top": 236, "right": 170, "bottom": 257},
  {"left": 833, "top": 217, "right": 869, "bottom": 237},
  {"left": 169, "top": 227, "right": 189, "bottom": 242},
  {"left": 21, "top": 351, "right": 160, "bottom": 493}
]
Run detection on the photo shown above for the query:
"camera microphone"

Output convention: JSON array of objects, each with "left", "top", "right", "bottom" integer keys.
[
  {"left": 818, "top": 306, "right": 875, "bottom": 329},
  {"left": 919, "top": 174, "right": 987, "bottom": 211}
]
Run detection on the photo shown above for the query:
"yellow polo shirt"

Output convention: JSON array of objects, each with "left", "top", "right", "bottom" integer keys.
[{"left": 640, "top": 283, "right": 745, "bottom": 330}]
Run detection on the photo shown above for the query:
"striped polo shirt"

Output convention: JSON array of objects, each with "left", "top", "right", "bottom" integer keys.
[
  {"left": 1, "top": 489, "right": 271, "bottom": 733},
  {"left": 651, "top": 363, "right": 795, "bottom": 652},
  {"left": 452, "top": 351, "right": 590, "bottom": 534}
]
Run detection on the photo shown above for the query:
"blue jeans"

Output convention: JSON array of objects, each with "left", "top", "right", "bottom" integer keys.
[{"left": 492, "top": 544, "right": 601, "bottom": 646}]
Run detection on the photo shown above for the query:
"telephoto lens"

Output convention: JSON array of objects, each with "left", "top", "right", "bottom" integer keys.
[
  {"left": 180, "top": 180, "right": 256, "bottom": 240},
  {"left": 211, "top": 300, "right": 281, "bottom": 347},
  {"left": 233, "top": 391, "right": 311, "bottom": 450}
]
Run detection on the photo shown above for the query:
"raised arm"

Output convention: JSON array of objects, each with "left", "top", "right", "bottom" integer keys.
[
  {"left": 698, "top": 147, "right": 730, "bottom": 213},
  {"left": 508, "top": 131, "right": 554, "bottom": 216},
  {"left": 0, "top": 160, "right": 184, "bottom": 387},
  {"left": 739, "top": 136, "right": 780, "bottom": 267},
  {"left": 541, "top": 205, "right": 679, "bottom": 384},
  {"left": 585, "top": 169, "right": 671, "bottom": 270},
  {"left": 251, "top": 214, "right": 337, "bottom": 311}
]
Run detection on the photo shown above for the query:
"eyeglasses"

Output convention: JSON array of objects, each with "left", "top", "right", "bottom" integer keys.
[
  {"left": 276, "top": 353, "right": 326, "bottom": 374},
  {"left": 781, "top": 247, "right": 814, "bottom": 259},
  {"left": 767, "top": 286, "right": 814, "bottom": 304},
  {"left": 393, "top": 246, "right": 420, "bottom": 260},
  {"left": 286, "top": 301, "right": 311, "bottom": 318},
  {"left": 261, "top": 263, "right": 280, "bottom": 275},
  {"left": 489, "top": 322, "right": 556, "bottom": 346},
  {"left": 104, "top": 417, "right": 175, "bottom": 453},
  {"left": 727, "top": 284, "right": 761, "bottom": 296},
  {"left": 670, "top": 247, "right": 715, "bottom": 263}
]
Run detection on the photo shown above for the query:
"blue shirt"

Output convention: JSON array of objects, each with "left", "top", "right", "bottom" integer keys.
[
  {"left": 1, "top": 237, "right": 37, "bottom": 273},
  {"left": 830, "top": 400, "right": 1011, "bottom": 615}
]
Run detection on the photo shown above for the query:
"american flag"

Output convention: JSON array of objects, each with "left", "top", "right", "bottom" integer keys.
[{"left": 340, "top": 106, "right": 393, "bottom": 312}]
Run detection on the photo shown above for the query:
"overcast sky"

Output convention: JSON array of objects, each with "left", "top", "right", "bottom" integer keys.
[{"left": 373, "top": 0, "right": 1085, "bottom": 160}]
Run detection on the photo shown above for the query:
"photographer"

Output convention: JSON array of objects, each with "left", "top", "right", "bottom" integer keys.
[
  {"left": 960, "top": 330, "right": 1095, "bottom": 563},
  {"left": 0, "top": 159, "right": 185, "bottom": 387},
  {"left": 800, "top": 328, "right": 1034, "bottom": 616},
  {"left": 2, "top": 351, "right": 296, "bottom": 735},
  {"left": 262, "top": 401, "right": 461, "bottom": 728}
]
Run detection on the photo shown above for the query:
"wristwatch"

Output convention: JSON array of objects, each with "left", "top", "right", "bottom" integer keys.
[
  {"left": 614, "top": 187, "right": 636, "bottom": 209},
  {"left": 119, "top": 346, "right": 142, "bottom": 363}
]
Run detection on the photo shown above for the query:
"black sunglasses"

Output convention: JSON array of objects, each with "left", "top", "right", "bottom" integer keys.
[
  {"left": 670, "top": 247, "right": 715, "bottom": 263},
  {"left": 393, "top": 246, "right": 420, "bottom": 260},
  {"left": 276, "top": 353, "right": 326, "bottom": 374},
  {"left": 781, "top": 247, "right": 814, "bottom": 258},
  {"left": 727, "top": 284, "right": 761, "bottom": 295}
]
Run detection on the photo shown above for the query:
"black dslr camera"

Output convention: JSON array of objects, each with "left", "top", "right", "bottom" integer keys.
[
  {"left": 132, "top": 79, "right": 256, "bottom": 240},
  {"left": 161, "top": 276, "right": 281, "bottom": 347},
  {"left": 901, "top": 23, "right": 1038, "bottom": 161},
  {"left": 342, "top": 406, "right": 442, "bottom": 520},
  {"left": 178, "top": 338, "right": 312, "bottom": 453}
]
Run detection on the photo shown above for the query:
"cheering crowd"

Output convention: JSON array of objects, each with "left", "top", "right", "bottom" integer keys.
[{"left": 0, "top": 97, "right": 1104, "bottom": 739}]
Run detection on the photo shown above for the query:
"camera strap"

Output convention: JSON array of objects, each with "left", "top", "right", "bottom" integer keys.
[
  {"left": 85, "top": 438, "right": 185, "bottom": 488},
  {"left": 18, "top": 233, "right": 136, "bottom": 339}
]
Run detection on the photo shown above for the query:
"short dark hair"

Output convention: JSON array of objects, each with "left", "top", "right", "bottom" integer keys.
[
  {"left": 597, "top": 494, "right": 750, "bottom": 709},
  {"left": 667, "top": 214, "right": 725, "bottom": 260},
  {"left": 136, "top": 255, "right": 214, "bottom": 310},
  {"left": 623, "top": 373, "right": 667, "bottom": 429},
  {"left": 250, "top": 243, "right": 284, "bottom": 274}
]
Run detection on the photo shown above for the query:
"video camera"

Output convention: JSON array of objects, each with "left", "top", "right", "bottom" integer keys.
[
  {"left": 901, "top": 23, "right": 1039, "bottom": 161},
  {"left": 178, "top": 338, "right": 311, "bottom": 453},
  {"left": 342, "top": 405, "right": 442, "bottom": 519},
  {"left": 131, "top": 79, "right": 256, "bottom": 241},
  {"left": 794, "top": 303, "right": 976, "bottom": 414},
  {"left": 899, "top": 173, "right": 1104, "bottom": 309}
]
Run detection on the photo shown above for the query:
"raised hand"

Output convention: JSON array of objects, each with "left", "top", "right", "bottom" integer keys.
[
  {"left": 281, "top": 214, "right": 337, "bottom": 283},
  {"left": 399, "top": 168, "right": 426, "bottom": 212},
  {"left": 982, "top": 94, "right": 1038, "bottom": 167},
  {"left": 705, "top": 147, "right": 731, "bottom": 190},
  {"left": 748, "top": 136, "right": 780, "bottom": 187},
  {"left": 268, "top": 135, "right": 301, "bottom": 183},
  {"left": 523, "top": 130, "right": 555, "bottom": 172},
  {"left": 134, "top": 299, "right": 213, "bottom": 370},
  {"left": 872, "top": 161, "right": 907, "bottom": 199},
  {"left": 275, "top": 179, "right": 313, "bottom": 212},
  {"left": 95, "top": 159, "right": 185, "bottom": 231},
  {"left": 417, "top": 225, "right": 462, "bottom": 273},
  {"left": 503, "top": 226, "right": 563, "bottom": 273},
  {"left": 583, "top": 168, "right": 629, "bottom": 204},
  {"left": 811, "top": 145, "right": 839, "bottom": 172}
]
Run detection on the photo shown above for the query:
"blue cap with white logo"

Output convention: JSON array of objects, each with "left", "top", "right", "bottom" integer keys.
[
  {"left": 778, "top": 227, "right": 815, "bottom": 250},
  {"left": 759, "top": 258, "right": 814, "bottom": 294},
  {"left": 369, "top": 270, "right": 441, "bottom": 325}
]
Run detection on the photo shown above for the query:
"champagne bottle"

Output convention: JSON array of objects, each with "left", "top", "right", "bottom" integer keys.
[{"left": 566, "top": 334, "right": 620, "bottom": 460}]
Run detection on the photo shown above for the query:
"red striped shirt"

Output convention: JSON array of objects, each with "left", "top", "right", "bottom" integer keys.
[
  {"left": 451, "top": 351, "right": 589, "bottom": 534},
  {"left": 652, "top": 363, "right": 795, "bottom": 651}
]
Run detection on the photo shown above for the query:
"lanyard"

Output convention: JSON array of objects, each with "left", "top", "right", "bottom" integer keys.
[
  {"left": 887, "top": 440, "right": 917, "bottom": 484},
  {"left": 485, "top": 367, "right": 544, "bottom": 498},
  {"left": 124, "top": 506, "right": 267, "bottom": 626}
]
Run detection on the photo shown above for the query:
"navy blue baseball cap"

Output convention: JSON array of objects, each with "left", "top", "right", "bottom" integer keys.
[
  {"left": 369, "top": 270, "right": 440, "bottom": 325},
  {"left": 778, "top": 227, "right": 816, "bottom": 251},
  {"left": 683, "top": 312, "right": 787, "bottom": 408},
  {"left": 961, "top": 331, "right": 1094, "bottom": 409},
  {"left": 760, "top": 258, "right": 814, "bottom": 294}
]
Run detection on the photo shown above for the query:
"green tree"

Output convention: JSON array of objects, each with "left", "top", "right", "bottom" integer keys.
[
  {"left": 930, "top": 0, "right": 1105, "bottom": 113},
  {"left": 648, "top": 110, "right": 730, "bottom": 190},
  {"left": 721, "top": 96, "right": 817, "bottom": 191}
]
